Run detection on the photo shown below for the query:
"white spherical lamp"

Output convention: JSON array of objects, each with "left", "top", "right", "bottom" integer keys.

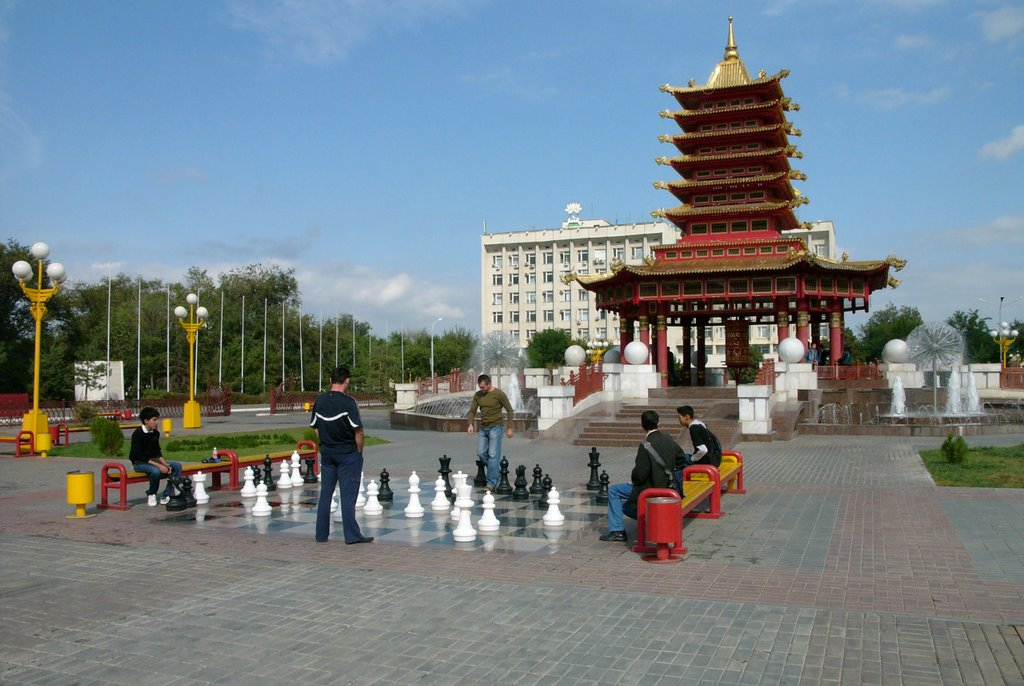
[
  {"left": 196, "top": 306, "right": 209, "bottom": 320},
  {"left": 564, "top": 345, "right": 586, "bottom": 367},
  {"left": 602, "top": 346, "right": 621, "bottom": 364},
  {"left": 30, "top": 242, "right": 50, "bottom": 260},
  {"left": 777, "top": 337, "right": 805, "bottom": 364},
  {"left": 623, "top": 340, "right": 649, "bottom": 365},
  {"left": 46, "top": 262, "right": 67, "bottom": 284},
  {"left": 186, "top": 293, "right": 199, "bottom": 305},
  {"left": 12, "top": 260, "right": 33, "bottom": 282},
  {"left": 881, "top": 339, "right": 909, "bottom": 364},
  {"left": 174, "top": 306, "right": 188, "bottom": 318}
]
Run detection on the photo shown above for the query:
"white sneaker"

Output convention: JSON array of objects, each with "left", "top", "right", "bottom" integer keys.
[
  {"left": 147, "top": 494, "right": 158, "bottom": 507},
  {"left": 160, "top": 495, "right": 170, "bottom": 505}
]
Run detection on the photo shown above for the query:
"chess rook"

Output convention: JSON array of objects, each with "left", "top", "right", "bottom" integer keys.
[{"left": 193, "top": 471, "right": 210, "bottom": 504}]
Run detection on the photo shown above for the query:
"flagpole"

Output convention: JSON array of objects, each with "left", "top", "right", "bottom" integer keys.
[{"left": 240, "top": 294, "right": 246, "bottom": 394}]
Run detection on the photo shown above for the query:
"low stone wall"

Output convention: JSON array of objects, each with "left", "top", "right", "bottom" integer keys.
[{"left": 388, "top": 411, "right": 537, "bottom": 434}]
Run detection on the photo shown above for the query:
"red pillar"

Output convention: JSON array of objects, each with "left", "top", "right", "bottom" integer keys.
[
  {"left": 682, "top": 318, "right": 692, "bottom": 386},
  {"left": 796, "top": 308, "right": 810, "bottom": 350},
  {"left": 829, "top": 311, "right": 843, "bottom": 364},
  {"left": 619, "top": 318, "right": 631, "bottom": 363},
  {"left": 639, "top": 316, "right": 651, "bottom": 364},
  {"left": 776, "top": 310, "right": 790, "bottom": 344},
  {"left": 696, "top": 321, "right": 706, "bottom": 386},
  {"left": 657, "top": 315, "right": 669, "bottom": 388}
]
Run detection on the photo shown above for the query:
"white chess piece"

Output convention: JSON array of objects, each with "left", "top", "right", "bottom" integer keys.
[
  {"left": 452, "top": 478, "right": 476, "bottom": 542},
  {"left": 252, "top": 483, "right": 272, "bottom": 516},
  {"left": 290, "top": 460, "right": 302, "bottom": 487},
  {"left": 277, "top": 460, "right": 293, "bottom": 489},
  {"left": 542, "top": 486, "right": 565, "bottom": 526},
  {"left": 291, "top": 449, "right": 301, "bottom": 470},
  {"left": 240, "top": 466, "right": 257, "bottom": 497},
  {"left": 404, "top": 471, "right": 424, "bottom": 518},
  {"left": 355, "top": 471, "right": 366, "bottom": 508},
  {"left": 430, "top": 476, "right": 449, "bottom": 511},
  {"left": 193, "top": 471, "right": 210, "bottom": 505},
  {"left": 332, "top": 484, "right": 343, "bottom": 522},
  {"left": 450, "top": 471, "right": 467, "bottom": 521},
  {"left": 363, "top": 479, "right": 383, "bottom": 516},
  {"left": 477, "top": 490, "right": 500, "bottom": 533}
]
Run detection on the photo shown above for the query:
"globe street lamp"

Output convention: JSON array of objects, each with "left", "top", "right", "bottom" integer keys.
[
  {"left": 990, "top": 322, "right": 1020, "bottom": 368},
  {"left": 430, "top": 317, "right": 443, "bottom": 393},
  {"left": 12, "top": 242, "right": 67, "bottom": 456},
  {"left": 174, "top": 294, "right": 208, "bottom": 429}
]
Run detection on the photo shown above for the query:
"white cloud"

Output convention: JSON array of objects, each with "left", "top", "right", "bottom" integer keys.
[
  {"left": 764, "top": 0, "right": 946, "bottom": 15},
  {"left": 894, "top": 33, "right": 933, "bottom": 50},
  {"left": 951, "top": 213, "right": 1024, "bottom": 246},
  {"left": 977, "top": 5, "right": 1024, "bottom": 43},
  {"left": 224, "top": 0, "right": 480, "bottom": 65},
  {"left": 835, "top": 84, "right": 950, "bottom": 110},
  {"left": 979, "top": 124, "right": 1024, "bottom": 160}
]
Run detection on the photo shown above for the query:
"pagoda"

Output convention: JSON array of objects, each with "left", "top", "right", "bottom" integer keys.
[{"left": 566, "top": 17, "right": 905, "bottom": 386}]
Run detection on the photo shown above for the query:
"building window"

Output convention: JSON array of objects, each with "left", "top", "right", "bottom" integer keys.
[
  {"left": 543, "top": 310, "right": 554, "bottom": 322},
  {"left": 509, "top": 255, "right": 519, "bottom": 268},
  {"left": 525, "top": 253, "right": 536, "bottom": 267},
  {"left": 491, "top": 255, "right": 503, "bottom": 268},
  {"left": 561, "top": 290, "right": 571, "bottom": 302},
  {"left": 577, "top": 309, "right": 589, "bottom": 322},
  {"left": 492, "top": 274, "right": 503, "bottom": 286},
  {"left": 526, "top": 329, "right": 536, "bottom": 340},
  {"left": 560, "top": 250, "right": 570, "bottom": 264},
  {"left": 560, "top": 309, "right": 571, "bottom": 322},
  {"left": 593, "top": 249, "right": 606, "bottom": 264},
  {"left": 542, "top": 291, "right": 554, "bottom": 303},
  {"left": 510, "top": 329, "right": 520, "bottom": 339},
  {"left": 509, "top": 273, "right": 519, "bottom": 286},
  {"left": 525, "top": 273, "right": 536, "bottom": 285},
  {"left": 543, "top": 271, "right": 554, "bottom": 283},
  {"left": 543, "top": 251, "right": 553, "bottom": 264},
  {"left": 632, "top": 246, "right": 644, "bottom": 260},
  {"left": 578, "top": 291, "right": 588, "bottom": 301},
  {"left": 612, "top": 247, "right": 624, "bottom": 260},
  {"left": 492, "top": 312, "right": 503, "bottom": 323},
  {"left": 509, "top": 292, "right": 520, "bottom": 304},
  {"left": 577, "top": 249, "right": 588, "bottom": 262},
  {"left": 757, "top": 325, "right": 770, "bottom": 339},
  {"left": 526, "top": 311, "right": 537, "bottom": 322},
  {"left": 526, "top": 292, "right": 536, "bottom": 304},
  {"left": 492, "top": 293, "right": 502, "bottom": 305},
  {"left": 510, "top": 311, "right": 520, "bottom": 323}
]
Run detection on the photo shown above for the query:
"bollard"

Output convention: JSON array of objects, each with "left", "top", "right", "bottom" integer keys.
[
  {"left": 303, "top": 401, "right": 311, "bottom": 412},
  {"left": 66, "top": 470, "right": 97, "bottom": 519},
  {"left": 162, "top": 418, "right": 172, "bottom": 437},
  {"left": 643, "top": 496, "right": 683, "bottom": 563}
]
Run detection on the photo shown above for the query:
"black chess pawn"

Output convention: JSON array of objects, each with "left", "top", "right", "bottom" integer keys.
[
  {"left": 512, "top": 465, "right": 530, "bottom": 501},
  {"left": 538, "top": 474, "right": 553, "bottom": 508},
  {"left": 182, "top": 476, "right": 197, "bottom": 508},
  {"left": 252, "top": 466, "right": 263, "bottom": 488},
  {"left": 473, "top": 458, "right": 488, "bottom": 487},
  {"left": 378, "top": 468, "right": 394, "bottom": 502},
  {"left": 495, "top": 457, "right": 513, "bottom": 495},
  {"left": 263, "top": 455, "right": 277, "bottom": 492},
  {"left": 165, "top": 477, "right": 188, "bottom": 512},
  {"left": 302, "top": 456, "right": 318, "bottom": 484},
  {"left": 586, "top": 447, "right": 602, "bottom": 491},
  {"left": 439, "top": 454, "right": 454, "bottom": 501},
  {"left": 596, "top": 470, "right": 610, "bottom": 504},
  {"left": 529, "top": 464, "right": 544, "bottom": 495}
]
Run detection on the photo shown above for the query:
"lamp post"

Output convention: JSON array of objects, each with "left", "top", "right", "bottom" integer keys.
[
  {"left": 586, "top": 338, "right": 610, "bottom": 364},
  {"left": 430, "top": 317, "right": 443, "bottom": 394},
  {"left": 12, "top": 242, "right": 66, "bottom": 457},
  {"left": 174, "top": 293, "right": 208, "bottom": 429},
  {"left": 990, "top": 322, "right": 1020, "bottom": 368}
]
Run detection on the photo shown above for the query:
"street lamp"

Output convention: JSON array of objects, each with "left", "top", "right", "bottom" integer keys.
[
  {"left": 11, "top": 242, "right": 66, "bottom": 457},
  {"left": 430, "top": 317, "right": 443, "bottom": 393},
  {"left": 174, "top": 293, "right": 208, "bottom": 429},
  {"left": 990, "top": 322, "right": 1020, "bottom": 368}
]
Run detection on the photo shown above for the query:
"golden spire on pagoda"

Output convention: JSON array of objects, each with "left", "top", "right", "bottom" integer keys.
[
  {"left": 707, "top": 16, "right": 751, "bottom": 88},
  {"left": 724, "top": 16, "right": 739, "bottom": 61}
]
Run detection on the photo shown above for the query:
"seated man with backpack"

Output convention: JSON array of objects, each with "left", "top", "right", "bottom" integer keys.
[
  {"left": 598, "top": 410, "right": 688, "bottom": 543},
  {"left": 676, "top": 405, "right": 722, "bottom": 468}
]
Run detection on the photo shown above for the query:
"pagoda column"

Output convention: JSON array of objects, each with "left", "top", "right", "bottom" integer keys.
[
  {"left": 656, "top": 314, "right": 669, "bottom": 388},
  {"left": 776, "top": 310, "right": 790, "bottom": 343},
  {"left": 796, "top": 308, "right": 810, "bottom": 349},
  {"left": 696, "top": 320, "right": 707, "bottom": 386},
  {"left": 619, "top": 318, "right": 631, "bottom": 363},
  {"left": 829, "top": 310, "right": 843, "bottom": 364},
  {"left": 682, "top": 318, "right": 692, "bottom": 386},
  {"left": 639, "top": 316, "right": 651, "bottom": 364}
]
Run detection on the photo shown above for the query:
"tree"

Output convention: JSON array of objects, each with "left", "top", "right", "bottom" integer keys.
[
  {"left": 857, "top": 304, "right": 923, "bottom": 362},
  {"left": 527, "top": 329, "right": 573, "bottom": 368},
  {"left": 946, "top": 309, "right": 997, "bottom": 363},
  {"left": 0, "top": 239, "right": 36, "bottom": 393}
]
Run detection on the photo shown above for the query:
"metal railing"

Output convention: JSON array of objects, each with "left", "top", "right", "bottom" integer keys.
[
  {"left": 816, "top": 363, "right": 883, "bottom": 381},
  {"left": 561, "top": 362, "right": 604, "bottom": 405}
]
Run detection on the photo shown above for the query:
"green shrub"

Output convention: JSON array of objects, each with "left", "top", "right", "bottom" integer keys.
[
  {"left": 74, "top": 402, "right": 98, "bottom": 424},
  {"left": 89, "top": 417, "right": 124, "bottom": 456},
  {"left": 303, "top": 428, "right": 318, "bottom": 443},
  {"left": 941, "top": 434, "right": 968, "bottom": 465}
]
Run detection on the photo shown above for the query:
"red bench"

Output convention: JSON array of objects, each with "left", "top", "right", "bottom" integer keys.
[{"left": 0, "top": 431, "right": 36, "bottom": 457}]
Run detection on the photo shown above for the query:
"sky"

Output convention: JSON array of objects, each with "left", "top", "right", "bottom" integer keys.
[{"left": 2, "top": 0, "right": 1024, "bottom": 337}]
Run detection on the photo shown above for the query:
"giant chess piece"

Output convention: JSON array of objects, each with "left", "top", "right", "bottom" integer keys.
[
  {"left": 165, "top": 477, "right": 188, "bottom": 512},
  {"left": 495, "top": 457, "right": 513, "bottom": 495},
  {"left": 430, "top": 476, "right": 450, "bottom": 511},
  {"left": 450, "top": 472, "right": 467, "bottom": 521},
  {"left": 586, "top": 447, "right": 602, "bottom": 491},
  {"left": 473, "top": 458, "right": 488, "bottom": 487},
  {"left": 439, "top": 455, "right": 454, "bottom": 502},
  {"left": 543, "top": 486, "right": 565, "bottom": 526},
  {"left": 529, "top": 464, "right": 544, "bottom": 495},
  {"left": 538, "top": 474, "right": 553, "bottom": 509},
  {"left": 182, "top": 476, "right": 197, "bottom": 508},
  {"left": 290, "top": 449, "right": 301, "bottom": 472},
  {"left": 263, "top": 456, "right": 276, "bottom": 492},
  {"left": 193, "top": 471, "right": 210, "bottom": 505},
  {"left": 252, "top": 483, "right": 272, "bottom": 516},
  {"left": 378, "top": 468, "right": 393, "bottom": 502},
  {"left": 452, "top": 475, "right": 476, "bottom": 542},
  {"left": 290, "top": 459, "right": 302, "bottom": 489},
  {"left": 363, "top": 479, "right": 383, "bottom": 516},
  {"left": 302, "top": 456, "right": 318, "bottom": 484},
  {"left": 512, "top": 464, "right": 530, "bottom": 501},
  {"left": 596, "top": 470, "right": 610, "bottom": 505},
  {"left": 477, "top": 490, "right": 500, "bottom": 533},
  {"left": 355, "top": 471, "right": 366, "bottom": 508},
  {"left": 404, "top": 471, "right": 424, "bottom": 518},
  {"left": 240, "top": 467, "right": 257, "bottom": 497},
  {"left": 252, "top": 465, "right": 263, "bottom": 488},
  {"left": 277, "top": 459, "right": 293, "bottom": 489}
]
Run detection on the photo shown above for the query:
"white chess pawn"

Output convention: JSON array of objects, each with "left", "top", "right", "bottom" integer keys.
[
  {"left": 404, "top": 471, "right": 424, "bottom": 518},
  {"left": 542, "top": 486, "right": 565, "bottom": 526},
  {"left": 355, "top": 471, "right": 366, "bottom": 508},
  {"left": 363, "top": 479, "right": 383, "bottom": 516},
  {"left": 277, "top": 460, "right": 293, "bottom": 489},
  {"left": 252, "top": 483, "right": 272, "bottom": 516},
  {"left": 452, "top": 479, "right": 476, "bottom": 542},
  {"left": 240, "top": 466, "right": 257, "bottom": 497},
  {"left": 332, "top": 485, "right": 343, "bottom": 522},
  {"left": 290, "top": 460, "right": 302, "bottom": 487},
  {"left": 193, "top": 471, "right": 210, "bottom": 505},
  {"left": 477, "top": 490, "right": 500, "bottom": 533},
  {"left": 430, "top": 476, "right": 449, "bottom": 511}
]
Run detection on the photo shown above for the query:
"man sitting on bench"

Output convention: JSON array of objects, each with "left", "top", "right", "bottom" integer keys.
[
  {"left": 599, "top": 410, "right": 687, "bottom": 543},
  {"left": 129, "top": 407, "right": 182, "bottom": 507}
]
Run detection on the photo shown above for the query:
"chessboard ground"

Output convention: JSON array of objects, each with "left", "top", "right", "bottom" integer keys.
[{"left": 159, "top": 482, "right": 608, "bottom": 554}]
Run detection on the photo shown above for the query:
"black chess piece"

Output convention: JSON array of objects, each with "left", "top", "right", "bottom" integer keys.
[
  {"left": 529, "top": 464, "right": 544, "bottom": 495},
  {"left": 596, "top": 470, "right": 610, "bottom": 504},
  {"left": 181, "top": 476, "right": 197, "bottom": 508},
  {"left": 263, "top": 455, "right": 276, "bottom": 492},
  {"left": 378, "top": 468, "right": 394, "bottom": 502},
  {"left": 495, "top": 457, "right": 513, "bottom": 495},
  {"left": 252, "top": 465, "right": 263, "bottom": 488},
  {"left": 538, "top": 474, "right": 553, "bottom": 508},
  {"left": 512, "top": 465, "right": 530, "bottom": 501},
  {"left": 303, "top": 456, "right": 318, "bottom": 484},
  {"left": 586, "top": 447, "right": 602, "bottom": 491},
  {"left": 439, "top": 454, "right": 454, "bottom": 501},
  {"left": 473, "top": 458, "right": 488, "bottom": 487},
  {"left": 165, "top": 477, "right": 188, "bottom": 512}
]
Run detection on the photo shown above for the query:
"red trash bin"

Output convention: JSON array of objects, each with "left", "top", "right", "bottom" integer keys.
[{"left": 644, "top": 495, "right": 683, "bottom": 563}]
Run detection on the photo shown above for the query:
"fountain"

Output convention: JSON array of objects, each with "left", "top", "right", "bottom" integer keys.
[
  {"left": 944, "top": 367, "right": 962, "bottom": 416},
  {"left": 890, "top": 376, "right": 906, "bottom": 416},
  {"left": 965, "top": 373, "right": 981, "bottom": 415},
  {"left": 506, "top": 371, "right": 526, "bottom": 412}
]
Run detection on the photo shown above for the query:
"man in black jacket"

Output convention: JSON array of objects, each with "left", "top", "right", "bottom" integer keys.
[
  {"left": 599, "top": 410, "right": 687, "bottom": 542},
  {"left": 129, "top": 407, "right": 182, "bottom": 507}
]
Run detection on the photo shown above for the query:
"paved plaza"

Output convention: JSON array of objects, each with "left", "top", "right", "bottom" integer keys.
[{"left": 2, "top": 408, "right": 1024, "bottom": 685}]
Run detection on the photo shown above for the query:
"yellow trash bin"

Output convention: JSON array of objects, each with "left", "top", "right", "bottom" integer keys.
[
  {"left": 66, "top": 470, "right": 96, "bottom": 519},
  {"left": 162, "top": 418, "right": 172, "bottom": 437},
  {"left": 303, "top": 402, "right": 311, "bottom": 412}
]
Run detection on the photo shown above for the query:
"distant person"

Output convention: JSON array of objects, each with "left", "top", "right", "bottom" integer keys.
[
  {"left": 805, "top": 342, "right": 819, "bottom": 365},
  {"left": 310, "top": 365, "right": 372, "bottom": 545},
  {"left": 840, "top": 349, "right": 853, "bottom": 366},
  {"left": 129, "top": 407, "right": 182, "bottom": 507},
  {"left": 466, "top": 374, "right": 514, "bottom": 490},
  {"left": 676, "top": 405, "right": 723, "bottom": 468},
  {"left": 599, "top": 410, "right": 687, "bottom": 543}
]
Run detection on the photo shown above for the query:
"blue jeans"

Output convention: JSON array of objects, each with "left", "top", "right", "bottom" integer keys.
[
  {"left": 133, "top": 462, "right": 182, "bottom": 497},
  {"left": 607, "top": 482, "right": 637, "bottom": 532},
  {"left": 316, "top": 451, "right": 364, "bottom": 543},
  {"left": 477, "top": 425, "right": 504, "bottom": 487}
]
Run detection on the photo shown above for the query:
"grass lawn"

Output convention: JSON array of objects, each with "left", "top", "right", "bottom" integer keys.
[
  {"left": 919, "top": 443, "right": 1024, "bottom": 488},
  {"left": 48, "top": 427, "right": 388, "bottom": 462}
]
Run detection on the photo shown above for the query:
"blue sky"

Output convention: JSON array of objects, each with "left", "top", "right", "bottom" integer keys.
[{"left": 2, "top": 0, "right": 1023, "bottom": 336}]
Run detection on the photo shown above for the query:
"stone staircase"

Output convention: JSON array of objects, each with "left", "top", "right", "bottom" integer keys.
[{"left": 572, "top": 387, "right": 741, "bottom": 449}]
